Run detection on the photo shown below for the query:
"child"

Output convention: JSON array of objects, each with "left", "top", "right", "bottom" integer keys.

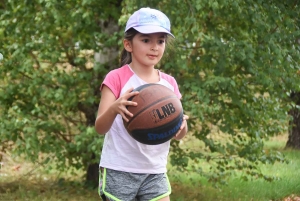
[{"left": 95, "top": 7, "right": 189, "bottom": 201}]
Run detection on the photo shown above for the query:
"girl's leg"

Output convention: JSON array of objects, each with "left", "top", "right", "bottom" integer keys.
[{"left": 157, "top": 196, "right": 170, "bottom": 201}]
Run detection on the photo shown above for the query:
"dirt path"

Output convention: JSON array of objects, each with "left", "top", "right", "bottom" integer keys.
[{"left": 282, "top": 195, "right": 300, "bottom": 201}]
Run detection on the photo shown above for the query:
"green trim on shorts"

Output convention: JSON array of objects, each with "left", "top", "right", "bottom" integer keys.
[
  {"left": 98, "top": 169, "right": 101, "bottom": 197},
  {"left": 102, "top": 168, "right": 122, "bottom": 201},
  {"left": 149, "top": 173, "right": 172, "bottom": 201}
]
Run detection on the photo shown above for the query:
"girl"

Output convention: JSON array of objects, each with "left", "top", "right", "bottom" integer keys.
[{"left": 95, "top": 7, "right": 189, "bottom": 201}]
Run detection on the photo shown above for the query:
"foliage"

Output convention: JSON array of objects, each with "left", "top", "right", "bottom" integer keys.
[
  {"left": 1, "top": 0, "right": 300, "bottom": 186},
  {"left": 0, "top": 0, "right": 122, "bottom": 173},
  {"left": 123, "top": 0, "right": 300, "bottom": 184}
]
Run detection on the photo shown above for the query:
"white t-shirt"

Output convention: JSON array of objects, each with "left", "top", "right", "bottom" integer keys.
[{"left": 99, "top": 64, "right": 181, "bottom": 174}]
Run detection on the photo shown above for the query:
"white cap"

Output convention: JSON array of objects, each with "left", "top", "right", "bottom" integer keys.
[{"left": 125, "top": 8, "right": 175, "bottom": 38}]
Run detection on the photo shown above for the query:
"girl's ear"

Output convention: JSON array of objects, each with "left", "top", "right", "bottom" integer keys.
[{"left": 123, "top": 39, "right": 132, "bottom": 52}]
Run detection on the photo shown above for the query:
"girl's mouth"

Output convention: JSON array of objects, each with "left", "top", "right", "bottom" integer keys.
[{"left": 147, "top": 54, "right": 157, "bottom": 59}]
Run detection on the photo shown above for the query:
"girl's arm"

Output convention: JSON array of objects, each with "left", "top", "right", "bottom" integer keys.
[
  {"left": 173, "top": 114, "right": 189, "bottom": 140},
  {"left": 95, "top": 86, "right": 139, "bottom": 135}
]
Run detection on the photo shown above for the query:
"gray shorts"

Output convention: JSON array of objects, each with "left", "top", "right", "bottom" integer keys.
[{"left": 98, "top": 168, "right": 171, "bottom": 201}]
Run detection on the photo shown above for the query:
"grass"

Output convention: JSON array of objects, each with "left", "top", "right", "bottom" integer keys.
[
  {"left": 168, "top": 134, "right": 300, "bottom": 201},
  {"left": 210, "top": 150, "right": 300, "bottom": 201},
  {"left": 0, "top": 181, "right": 99, "bottom": 201},
  {"left": 1, "top": 134, "right": 300, "bottom": 201},
  {"left": 0, "top": 153, "right": 99, "bottom": 201}
]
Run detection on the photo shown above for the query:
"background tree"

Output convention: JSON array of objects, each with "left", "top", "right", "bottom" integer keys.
[
  {"left": 287, "top": 90, "right": 300, "bottom": 149},
  {"left": 123, "top": 0, "right": 300, "bottom": 183},
  {"left": 285, "top": 36, "right": 300, "bottom": 150},
  {"left": 0, "top": 0, "right": 122, "bottom": 187},
  {"left": 1, "top": 0, "right": 300, "bottom": 188}
]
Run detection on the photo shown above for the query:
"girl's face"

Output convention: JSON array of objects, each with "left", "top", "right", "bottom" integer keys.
[{"left": 125, "top": 32, "right": 166, "bottom": 68}]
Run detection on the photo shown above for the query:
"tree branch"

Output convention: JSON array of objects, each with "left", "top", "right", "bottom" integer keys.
[{"left": 30, "top": 51, "right": 41, "bottom": 69}]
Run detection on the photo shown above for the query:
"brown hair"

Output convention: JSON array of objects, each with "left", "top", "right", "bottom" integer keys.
[{"left": 120, "top": 28, "right": 139, "bottom": 66}]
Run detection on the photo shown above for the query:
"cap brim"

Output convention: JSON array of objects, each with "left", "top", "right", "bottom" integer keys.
[{"left": 133, "top": 26, "right": 175, "bottom": 38}]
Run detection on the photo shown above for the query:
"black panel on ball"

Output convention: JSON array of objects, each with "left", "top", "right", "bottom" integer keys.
[{"left": 130, "top": 111, "right": 183, "bottom": 145}]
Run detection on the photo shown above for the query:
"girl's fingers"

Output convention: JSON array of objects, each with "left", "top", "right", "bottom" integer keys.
[
  {"left": 179, "top": 115, "right": 189, "bottom": 130},
  {"left": 125, "top": 109, "right": 134, "bottom": 117},
  {"left": 125, "top": 87, "right": 138, "bottom": 96},
  {"left": 127, "top": 100, "right": 138, "bottom": 106},
  {"left": 183, "top": 115, "right": 189, "bottom": 120},
  {"left": 121, "top": 106, "right": 134, "bottom": 121},
  {"left": 119, "top": 87, "right": 140, "bottom": 121},
  {"left": 122, "top": 88, "right": 139, "bottom": 103},
  {"left": 122, "top": 114, "right": 129, "bottom": 122},
  {"left": 121, "top": 109, "right": 133, "bottom": 121},
  {"left": 175, "top": 127, "right": 183, "bottom": 137},
  {"left": 128, "top": 91, "right": 139, "bottom": 99},
  {"left": 180, "top": 120, "right": 186, "bottom": 130}
]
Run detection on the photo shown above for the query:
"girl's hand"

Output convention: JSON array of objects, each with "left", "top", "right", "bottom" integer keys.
[
  {"left": 173, "top": 114, "right": 189, "bottom": 140},
  {"left": 112, "top": 87, "right": 139, "bottom": 122}
]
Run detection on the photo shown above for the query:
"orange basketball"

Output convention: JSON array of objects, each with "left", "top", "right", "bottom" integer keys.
[{"left": 123, "top": 83, "right": 183, "bottom": 145}]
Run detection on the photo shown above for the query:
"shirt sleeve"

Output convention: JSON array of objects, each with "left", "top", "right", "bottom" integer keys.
[
  {"left": 160, "top": 72, "right": 182, "bottom": 99},
  {"left": 171, "top": 77, "right": 182, "bottom": 99},
  {"left": 100, "top": 69, "right": 121, "bottom": 99}
]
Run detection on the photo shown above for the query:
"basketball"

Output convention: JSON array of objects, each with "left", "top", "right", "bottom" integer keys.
[{"left": 123, "top": 83, "right": 183, "bottom": 145}]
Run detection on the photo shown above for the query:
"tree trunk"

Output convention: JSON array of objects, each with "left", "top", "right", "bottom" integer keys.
[
  {"left": 85, "top": 153, "right": 100, "bottom": 188},
  {"left": 79, "top": 102, "right": 100, "bottom": 188},
  {"left": 286, "top": 92, "right": 300, "bottom": 149},
  {"left": 84, "top": 18, "right": 120, "bottom": 188}
]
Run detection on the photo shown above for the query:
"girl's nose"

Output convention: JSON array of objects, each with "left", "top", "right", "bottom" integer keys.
[{"left": 151, "top": 44, "right": 158, "bottom": 51}]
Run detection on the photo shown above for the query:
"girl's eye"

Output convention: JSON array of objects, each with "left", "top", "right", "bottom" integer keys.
[
  {"left": 142, "top": 39, "right": 149, "bottom": 43},
  {"left": 159, "top": 40, "right": 165, "bottom": 44}
]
